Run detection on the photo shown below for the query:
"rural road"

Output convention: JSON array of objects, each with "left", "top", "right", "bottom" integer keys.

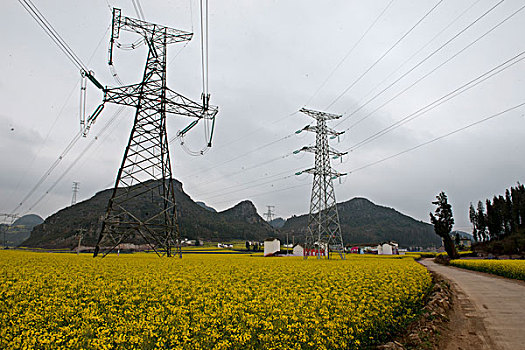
[{"left": 420, "top": 259, "right": 525, "bottom": 350}]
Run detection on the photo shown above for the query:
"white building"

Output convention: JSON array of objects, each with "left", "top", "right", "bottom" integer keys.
[
  {"left": 377, "top": 242, "right": 399, "bottom": 255},
  {"left": 293, "top": 244, "right": 304, "bottom": 256},
  {"left": 264, "top": 238, "right": 280, "bottom": 257}
]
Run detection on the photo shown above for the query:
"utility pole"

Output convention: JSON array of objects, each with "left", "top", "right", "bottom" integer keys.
[
  {"left": 294, "top": 108, "right": 346, "bottom": 259},
  {"left": 93, "top": 8, "right": 218, "bottom": 258},
  {"left": 71, "top": 182, "right": 80, "bottom": 205}
]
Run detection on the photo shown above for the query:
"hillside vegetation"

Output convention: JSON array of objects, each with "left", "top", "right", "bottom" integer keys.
[
  {"left": 281, "top": 198, "right": 441, "bottom": 248},
  {"left": 23, "top": 180, "right": 273, "bottom": 249}
]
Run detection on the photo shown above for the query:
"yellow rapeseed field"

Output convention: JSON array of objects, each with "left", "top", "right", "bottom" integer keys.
[
  {"left": 450, "top": 259, "right": 525, "bottom": 281},
  {"left": 0, "top": 251, "right": 431, "bottom": 349}
]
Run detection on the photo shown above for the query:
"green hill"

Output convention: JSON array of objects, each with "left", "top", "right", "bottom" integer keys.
[
  {"left": 2, "top": 214, "right": 44, "bottom": 247},
  {"left": 280, "top": 198, "right": 441, "bottom": 248},
  {"left": 22, "top": 180, "right": 274, "bottom": 249}
]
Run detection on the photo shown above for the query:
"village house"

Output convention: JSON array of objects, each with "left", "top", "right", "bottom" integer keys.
[
  {"left": 377, "top": 241, "right": 399, "bottom": 255},
  {"left": 264, "top": 238, "right": 280, "bottom": 257},
  {"left": 293, "top": 244, "right": 304, "bottom": 256}
]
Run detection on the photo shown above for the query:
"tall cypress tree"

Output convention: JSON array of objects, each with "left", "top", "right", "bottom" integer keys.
[
  {"left": 430, "top": 192, "right": 458, "bottom": 259},
  {"left": 505, "top": 189, "right": 513, "bottom": 234},
  {"left": 469, "top": 202, "right": 478, "bottom": 242},
  {"left": 477, "top": 201, "right": 487, "bottom": 241}
]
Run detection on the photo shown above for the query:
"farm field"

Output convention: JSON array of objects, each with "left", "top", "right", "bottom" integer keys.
[
  {"left": 450, "top": 259, "right": 525, "bottom": 281},
  {"left": 0, "top": 251, "right": 431, "bottom": 349}
]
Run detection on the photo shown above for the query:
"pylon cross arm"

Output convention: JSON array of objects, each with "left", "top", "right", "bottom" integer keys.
[
  {"left": 115, "top": 10, "right": 193, "bottom": 44},
  {"left": 299, "top": 108, "right": 342, "bottom": 121},
  {"left": 104, "top": 85, "right": 218, "bottom": 119}
]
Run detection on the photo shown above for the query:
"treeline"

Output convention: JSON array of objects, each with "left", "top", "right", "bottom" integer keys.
[{"left": 469, "top": 183, "right": 525, "bottom": 242}]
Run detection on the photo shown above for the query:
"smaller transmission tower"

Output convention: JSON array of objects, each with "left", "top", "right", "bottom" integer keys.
[
  {"left": 71, "top": 182, "right": 80, "bottom": 205},
  {"left": 264, "top": 205, "right": 275, "bottom": 223},
  {"left": 294, "top": 108, "right": 346, "bottom": 259}
]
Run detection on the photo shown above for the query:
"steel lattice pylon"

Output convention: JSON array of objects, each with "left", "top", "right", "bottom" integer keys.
[
  {"left": 93, "top": 9, "right": 218, "bottom": 257},
  {"left": 295, "top": 108, "right": 347, "bottom": 259}
]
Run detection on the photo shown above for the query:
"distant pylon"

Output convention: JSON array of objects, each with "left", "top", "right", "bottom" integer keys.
[
  {"left": 264, "top": 205, "right": 275, "bottom": 223},
  {"left": 71, "top": 182, "right": 80, "bottom": 205},
  {"left": 294, "top": 108, "right": 346, "bottom": 259}
]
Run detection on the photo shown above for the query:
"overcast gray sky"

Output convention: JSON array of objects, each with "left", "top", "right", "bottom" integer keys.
[{"left": 1, "top": 0, "right": 524, "bottom": 232}]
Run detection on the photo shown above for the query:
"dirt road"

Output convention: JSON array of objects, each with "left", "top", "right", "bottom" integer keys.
[{"left": 420, "top": 259, "right": 525, "bottom": 350}]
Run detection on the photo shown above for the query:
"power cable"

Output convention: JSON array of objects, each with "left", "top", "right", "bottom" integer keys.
[
  {"left": 131, "top": 0, "right": 145, "bottom": 20},
  {"left": 304, "top": 0, "right": 396, "bottom": 107},
  {"left": 192, "top": 163, "right": 303, "bottom": 198},
  {"left": 346, "top": 49, "right": 525, "bottom": 152},
  {"left": 351, "top": 0, "right": 483, "bottom": 120},
  {"left": 135, "top": 0, "right": 145, "bottom": 20},
  {"left": 341, "top": 1, "right": 525, "bottom": 134},
  {"left": 325, "top": 0, "right": 444, "bottom": 110},
  {"left": 11, "top": 131, "right": 83, "bottom": 215},
  {"left": 6, "top": 24, "right": 109, "bottom": 210},
  {"left": 199, "top": 0, "right": 208, "bottom": 96},
  {"left": 347, "top": 101, "right": 525, "bottom": 175},
  {"left": 182, "top": 131, "right": 297, "bottom": 178},
  {"left": 208, "top": 183, "right": 311, "bottom": 207},
  {"left": 336, "top": 0, "right": 506, "bottom": 130},
  {"left": 18, "top": 0, "right": 88, "bottom": 72},
  {"left": 200, "top": 173, "right": 296, "bottom": 201},
  {"left": 24, "top": 107, "right": 126, "bottom": 213},
  {"left": 183, "top": 1, "right": 504, "bottom": 202},
  {"left": 206, "top": 101, "right": 525, "bottom": 208},
  {"left": 190, "top": 152, "right": 295, "bottom": 195}
]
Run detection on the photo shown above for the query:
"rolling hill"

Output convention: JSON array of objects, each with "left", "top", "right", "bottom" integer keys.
[
  {"left": 22, "top": 179, "right": 274, "bottom": 249},
  {"left": 280, "top": 198, "right": 441, "bottom": 248}
]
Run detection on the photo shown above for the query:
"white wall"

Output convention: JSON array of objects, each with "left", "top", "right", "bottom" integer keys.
[
  {"left": 264, "top": 239, "right": 280, "bottom": 256},
  {"left": 293, "top": 245, "right": 304, "bottom": 256}
]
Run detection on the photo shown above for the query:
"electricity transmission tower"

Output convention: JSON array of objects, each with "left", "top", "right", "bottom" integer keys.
[
  {"left": 93, "top": 8, "right": 218, "bottom": 257},
  {"left": 294, "top": 108, "right": 346, "bottom": 259},
  {"left": 71, "top": 182, "right": 80, "bottom": 205},
  {"left": 264, "top": 205, "right": 275, "bottom": 223}
]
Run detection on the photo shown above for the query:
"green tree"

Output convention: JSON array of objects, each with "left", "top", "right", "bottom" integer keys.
[
  {"left": 430, "top": 191, "right": 459, "bottom": 259},
  {"left": 469, "top": 202, "right": 478, "bottom": 242},
  {"left": 477, "top": 201, "right": 487, "bottom": 241},
  {"left": 505, "top": 189, "right": 513, "bottom": 234}
]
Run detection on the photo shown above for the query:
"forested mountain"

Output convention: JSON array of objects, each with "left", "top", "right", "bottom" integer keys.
[
  {"left": 2, "top": 214, "right": 44, "bottom": 246},
  {"left": 22, "top": 180, "right": 274, "bottom": 249},
  {"left": 21, "top": 181, "right": 442, "bottom": 249},
  {"left": 280, "top": 198, "right": 441, "bottom": 248},
  {"left": 269, "top": 217, "right": 285, "bottom": 228}
]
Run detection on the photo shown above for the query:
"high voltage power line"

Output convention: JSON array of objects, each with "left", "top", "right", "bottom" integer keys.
[
  {"left": 191, "top": 46, "right": 525, "bottom": 203},
  {"left": 173, "top": 0, "right": 509, "bottom": 184},
  {"left": 11, "top": 131, "right": 83, "bottom": 215},
  {"left": 7, "top": 8, "right": 111, "bottom": 215},
  {"left": 18, "top": 0, "right": 89, "bottom": 72},
  {"left": 18, "top": 107, "right": 126, "bottom": 214},
  {"left": 345, "top": 49, "right": 525, "bottom": 153},
  {"left": 340, "top": 0, "right": 484, "bottom": 125},
  {"left": 11, "top": 2, "right": 523, "bottom": 222},
  {"left": 346, "top": 101, "right": 525, "bottom": 175},
  {"left": 189, "top": 151, "right": 296, "bottom": 196},
  {"left": 335, "top": 0, "right": 507, "bottom": 130},
  {"left": 131, "top": 0, "right": 145, "bottom": 20},
  {"left": 338, "top": 1, "right": 525, "bottom": 134},
  {"left": 304, "top": 0, "right": 396, "bottom": 107},
  {"left": 205, "top": 101, "right": 525, "bottom": 208},
  {"left": 325, "top": 0, "right": 445, "bottom": 110}
]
